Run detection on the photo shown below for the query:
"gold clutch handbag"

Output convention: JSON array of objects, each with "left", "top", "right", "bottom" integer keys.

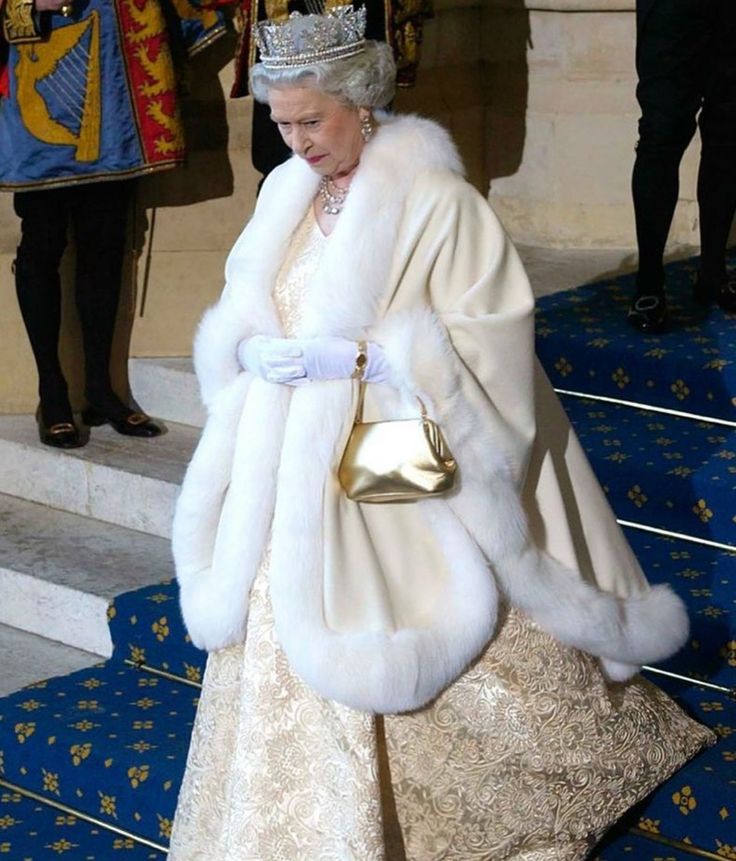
[{"left": 338, "top": 383, "right": 457, "bottom": 503}]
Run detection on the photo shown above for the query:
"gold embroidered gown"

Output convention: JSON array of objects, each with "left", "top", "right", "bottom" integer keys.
[{"left": 168, "top": 208, "right": 713, "bottom": 861}]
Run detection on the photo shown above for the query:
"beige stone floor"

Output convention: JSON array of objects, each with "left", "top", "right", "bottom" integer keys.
[{"left": 519, "top": 243, "right": 699, "bottom": 300}]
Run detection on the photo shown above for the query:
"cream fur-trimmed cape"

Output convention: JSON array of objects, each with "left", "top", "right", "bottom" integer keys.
[{"left": 173, "top": 113, "right": 688, "bottom": 714}]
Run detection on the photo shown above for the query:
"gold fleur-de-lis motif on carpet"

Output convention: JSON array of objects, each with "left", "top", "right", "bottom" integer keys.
[
  {"left": 715, "top": 841, "right": 736, "bottom": 860},
  {"left": 127, "top": 765, "right": 150, "bottom": 788},
  {"left": 703, "top": 358, "right": 731, "bottom": 371},
  {"left": 692, "top": 499, "right": 713, "bottom": 523},
  {"left": 44, "top": 839, "right": 76, "bottom": 853},
  {"left": 627, "top": 485, "right": 648, "bottom": 507},
  {"left": 54, "top": 816, "right": 75, "bottom": 826},
  {"left": 70, "top": 743, "right": 92, "bottom": 766},
  {"left": 606, "top": 452, "right": 630, "bottom": 463},
  {"left": 14, "top": 722, "right": 35, "bottom": 743},
  {"left": 670, "top": 379, "right": 690, "bottom": 400},
  {"left": 554, "top": 357, "right": 572, "bottom": 377},
  {"left": 98, "top": 792, "right": 117, "bottom": 818},
  {"left": 669, "top": 466, "right": 694, "bottom": 477},
  {"left": 612, "top": 367, "right": 630, "bottom": 389},
  {"left": 42, "top": 769, "right": 60, "bottom": 795},
  {"left": 152, "top": 617, "right": 170, "bottom": 641},
  {"left": 672, "top": 785, "right": 697, "bottom": 815},
  {"left": 129, "top": 645, "right": 146, "bottom": 664},
  {"left": 185, "top": 663, "right": 202, "bottom": 683},
  {"left": 721, "top": 640, "right": 736, "bottom": 667}
]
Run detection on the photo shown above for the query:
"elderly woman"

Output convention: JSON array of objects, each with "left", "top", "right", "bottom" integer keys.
[{"left": 169, "top": 7, "right": 712, "bottom": 860}]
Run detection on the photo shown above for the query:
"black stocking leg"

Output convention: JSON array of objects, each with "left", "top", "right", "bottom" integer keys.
[{"left": 13, "top": 189, "right": 72, "bottom": 425}]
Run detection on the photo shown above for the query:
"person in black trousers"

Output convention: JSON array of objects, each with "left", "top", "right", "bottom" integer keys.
[
  {"left": 2, "top": 0, "right": 226, "bottom": 447},
  {"left": 627, "top": 0, "right": 736, "bottom": 332},
  {"left": 13, "top": 181, "right": 163, "bottom": 447}
]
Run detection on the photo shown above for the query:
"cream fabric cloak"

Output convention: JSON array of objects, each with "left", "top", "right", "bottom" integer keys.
[{"left": 172, "top": 113, "right": 688, "bottom": 714}]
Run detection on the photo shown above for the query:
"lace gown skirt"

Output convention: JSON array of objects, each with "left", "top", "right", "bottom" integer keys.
[
  {"left": 169, "top": 553, "right": 710, "bottom": 861},
  {"left": 169, "top": 209, "right": 712, "bottom": 860}
]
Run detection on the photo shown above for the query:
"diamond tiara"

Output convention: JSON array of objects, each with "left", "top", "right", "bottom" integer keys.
[{"left": 254, "top": 5, "right": 367, "bottom": 70}]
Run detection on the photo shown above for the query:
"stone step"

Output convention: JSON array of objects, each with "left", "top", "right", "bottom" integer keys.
[
  {"left": 0, "top": 415, "right": 200, "bottom": 539},
  {"left": 129, "top": 357, "right": 205, "bottom": 429},
  {"left": 0, "top": 494, "right": 175, "bottom": 657},
  {"left": 0, "top": 623, "right": 101, "bottom": 698}
]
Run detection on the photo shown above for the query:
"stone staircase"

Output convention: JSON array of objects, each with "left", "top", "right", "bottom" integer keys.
[
  {"left": 0, "top": 358, "right": 199, "bottom": 660},
  {"left": 0, "top": 358, "right": 202, "bottom": 858}
]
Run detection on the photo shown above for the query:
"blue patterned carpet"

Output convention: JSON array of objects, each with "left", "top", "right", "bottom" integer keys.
[
  {"left": 0, "top": 788, "right": 164, "bottom": 860},
  {"left": 0, "top": 251, "right": 735, "bottom": 859},
  {"left": 536, "top": 250, "right": 736, "bottom": 420}
]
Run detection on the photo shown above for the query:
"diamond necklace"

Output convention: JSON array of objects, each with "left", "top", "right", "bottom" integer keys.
[{"left": 318, "top": 175, "right": 349, "bottom": 215}]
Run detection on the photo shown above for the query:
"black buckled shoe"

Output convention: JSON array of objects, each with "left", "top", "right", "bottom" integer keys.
[
  {"left": 35, "top": 407, "right": 84, "bottom": 449},
  {"left": 626, "top": 292, "right": 668, "bottom": 333},
  {"left": 717, "top": 276, "right": 736, "bottom": 314},
  {"left": 83, "top": 397, "right": 163, "bottom": 438}
]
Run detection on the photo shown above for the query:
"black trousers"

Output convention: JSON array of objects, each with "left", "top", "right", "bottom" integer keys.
[
  {"left": 13, "top": 180, "right": 135, "bottom": 419},
  {"left": 632, "top": 0, "right": 736, "bottom": 292}
]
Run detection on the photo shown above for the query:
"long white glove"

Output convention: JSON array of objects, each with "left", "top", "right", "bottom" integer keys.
[
  {"left": 237, "top": 335, "right": 305, "bottom": 384},
  {"left": 237, "top": 335, "right": 391, "bottom": 384}
]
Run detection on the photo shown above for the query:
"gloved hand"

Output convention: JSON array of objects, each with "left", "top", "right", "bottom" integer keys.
[
  {"left": 297, "top": 337, "right": 392, "bottom": 384},
  {"left": 236, "top": 335, "right": 305, "bottom": 384},
  {"left": 237, "top": 335, "right": 391, "bottom": 384}
]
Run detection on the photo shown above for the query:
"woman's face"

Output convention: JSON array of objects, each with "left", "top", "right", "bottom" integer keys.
[{"left": 268, "top": 86, "right": 367, "bottom": 179}]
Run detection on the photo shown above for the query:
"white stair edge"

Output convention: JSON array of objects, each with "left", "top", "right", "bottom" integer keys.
[
  {"left": 0, "top": 417, "right": 199, "bottom": 539},
  {"left": 0, "top": 623, "right": 102, "bottom": 697},
  {"left": 0, "top": 493, "right": 177, "bottom": 656},
  {"left": 0, "top": 566, "right": 112, "bottom": 657}
]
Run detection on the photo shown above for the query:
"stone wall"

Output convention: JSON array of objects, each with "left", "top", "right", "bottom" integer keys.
[
  {"left": 484, "top": 0, "right": 703, "bottom": 248},
  {"left": 0, "top": 0, "right": 728, "bottom": 413}
]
